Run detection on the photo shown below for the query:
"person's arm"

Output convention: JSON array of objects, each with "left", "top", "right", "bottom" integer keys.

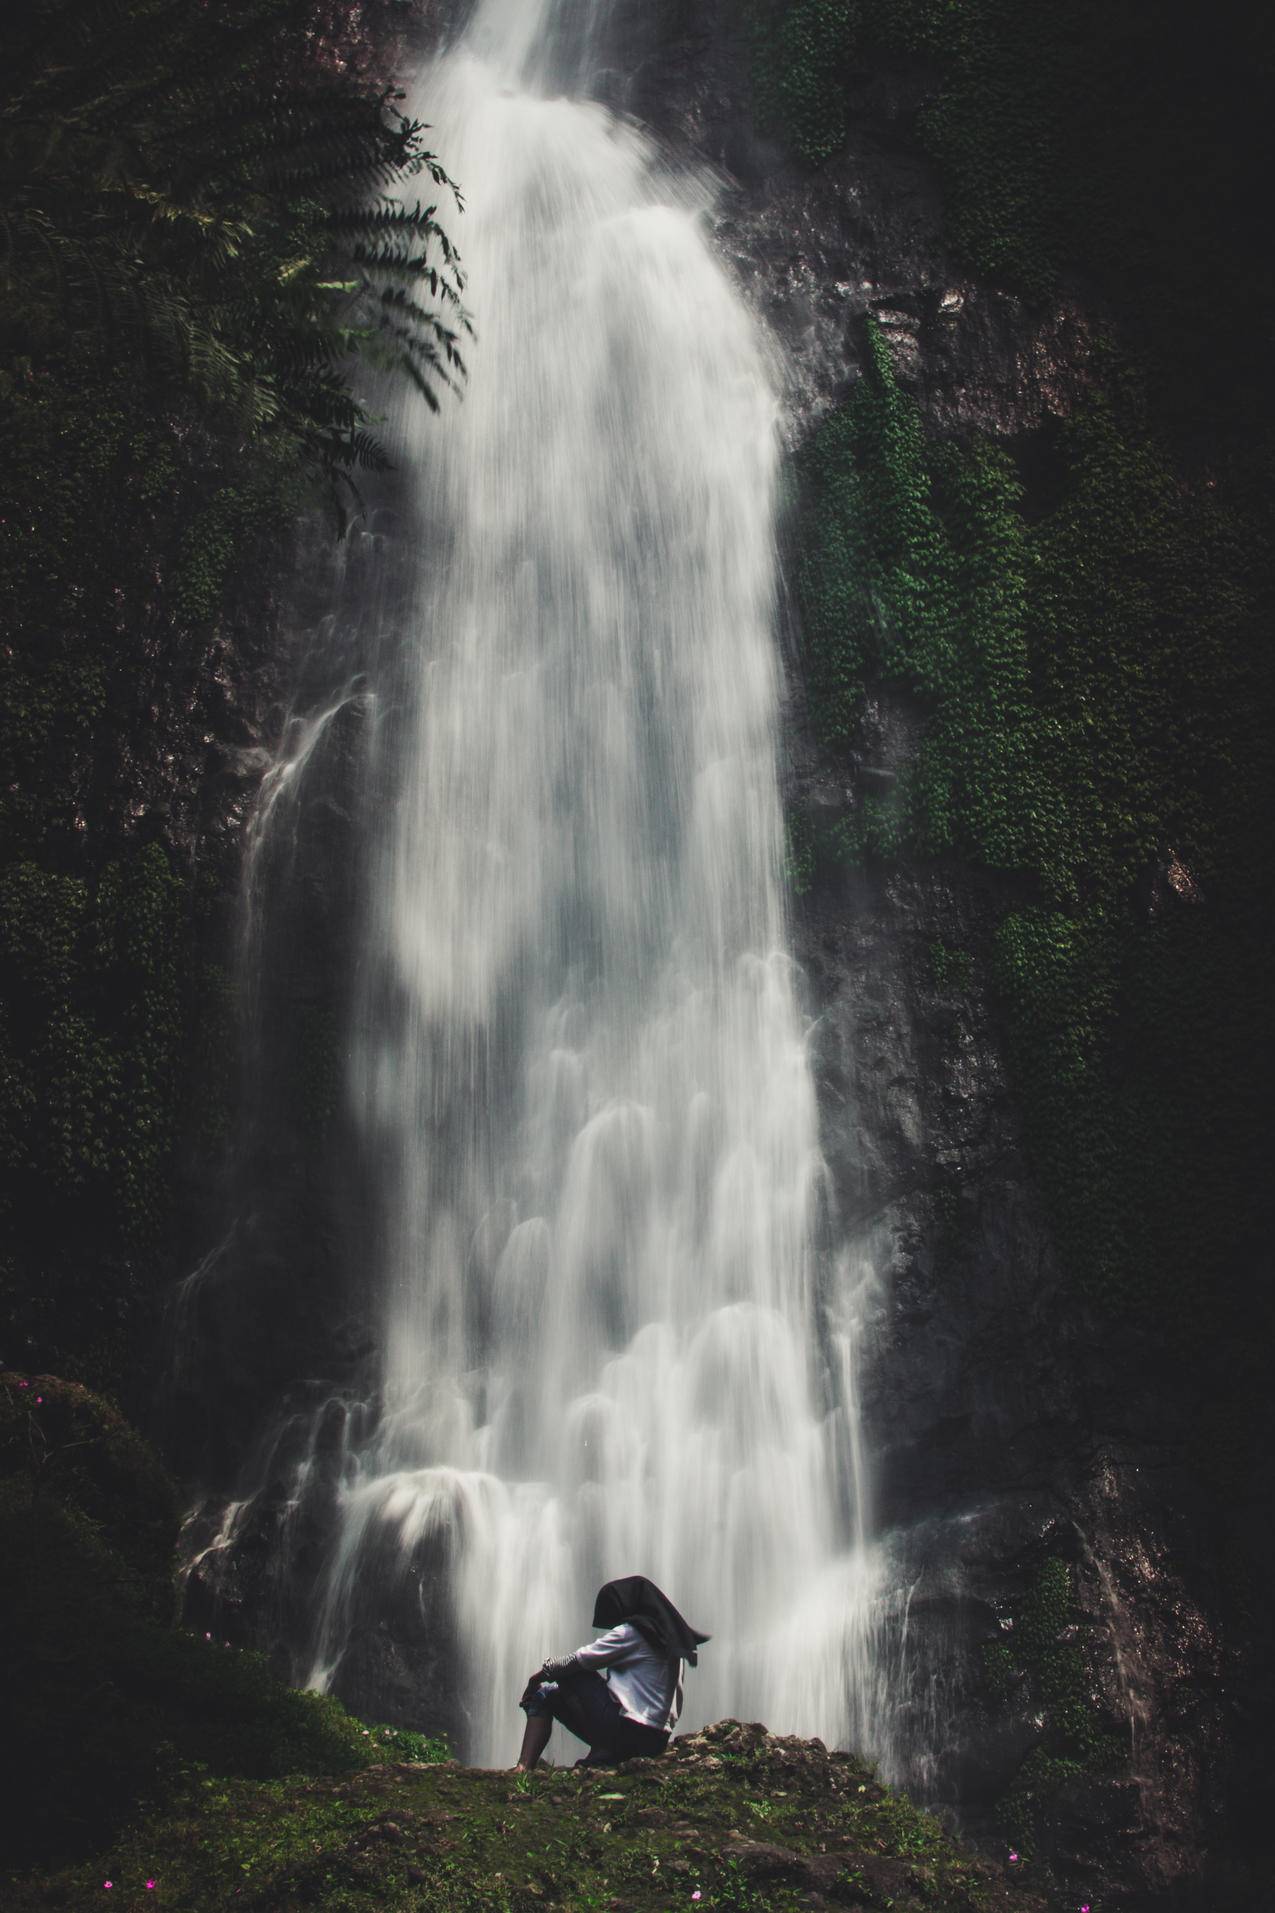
[{"left": 538, "top": 1623, "right": 636, "bottom": 1680}]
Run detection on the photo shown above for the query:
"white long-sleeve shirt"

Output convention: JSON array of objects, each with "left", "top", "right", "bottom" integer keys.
[{"left": 544, "top": 1621, "right": 684, "bottom": 1731}]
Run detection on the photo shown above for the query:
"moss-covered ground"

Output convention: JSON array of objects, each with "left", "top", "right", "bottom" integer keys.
[
  {"left": 6, "top": 1721, "right": 1054, "bottom": 1913},
  {"left": 0, "top": 1375, "right": 1070, "bottom": 1908}
]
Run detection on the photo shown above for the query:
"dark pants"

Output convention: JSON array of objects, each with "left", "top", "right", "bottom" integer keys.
[{"left": 523, "top": 1670, "right": 669, "bottom": 1765}]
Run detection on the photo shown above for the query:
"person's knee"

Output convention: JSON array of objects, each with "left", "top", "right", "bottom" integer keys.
[{"left": 522, "top": 1679, "right": 559, "bottom": 1719}]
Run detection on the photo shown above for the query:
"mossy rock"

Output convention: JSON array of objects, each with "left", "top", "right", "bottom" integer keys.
[
  {"left": 0, "top": 1375, "right": 442, "bottom": 1866},
  {"left": 7, "top": 1719, "right": 1052, "bottom": 1911},
  {"left": 0, "top": 1371, "right": 181, "bottom": 1616}
]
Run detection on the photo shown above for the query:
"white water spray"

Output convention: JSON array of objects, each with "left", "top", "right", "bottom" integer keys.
[{"left": 310, "top": 0, "right": 883, "bottom": 1765}]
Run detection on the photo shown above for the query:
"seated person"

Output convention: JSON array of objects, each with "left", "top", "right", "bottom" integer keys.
[{"left": 516, "top": 1575, "right": 709, "bottom": 1770}]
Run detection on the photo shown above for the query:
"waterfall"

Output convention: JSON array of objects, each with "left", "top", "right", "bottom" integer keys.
[{"left": 241, "top": 0, "right": 884, "bottom": 1768}]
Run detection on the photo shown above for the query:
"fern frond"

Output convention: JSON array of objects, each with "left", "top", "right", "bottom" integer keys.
[{"left": 4, "top": 0, "right": 468, "bottom": 476}]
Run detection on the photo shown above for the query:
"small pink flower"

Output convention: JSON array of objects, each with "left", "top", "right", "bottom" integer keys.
[
  {"left": 204, "top": 1632, "right": 212, "bottom": 1641},
  {"left": 103, "top": 1885, "right": 113, "bottom": 1892},
  {"left": 35, "top": 1395, "right": 43, "bottom": 1403},
  {"left": 146, "top": 1883, "right": 157, "bottom": 1892},
  {"left": 692, "top": 1894, "right": 702, "bottom": 1903},
  {"left": 1008, "top": 1851, "right": 1019, "bottom": 1864},
  {"left": 18, "top": 1381, "right": 28, "bottom": 1389}
]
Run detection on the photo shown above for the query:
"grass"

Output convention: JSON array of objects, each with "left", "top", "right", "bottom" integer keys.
[{"left": 6, "top": 1721, "right": 1054, "bottom": 1912}]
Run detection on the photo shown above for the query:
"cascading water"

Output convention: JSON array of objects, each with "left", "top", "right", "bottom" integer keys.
[{"left": 206, "top": 0, "right": 890, "bottom": 1769}]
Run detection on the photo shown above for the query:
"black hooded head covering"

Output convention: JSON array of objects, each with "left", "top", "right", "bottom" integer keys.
[{"left": 593, "top": 1576, "right": 710, "bottom": 1666}]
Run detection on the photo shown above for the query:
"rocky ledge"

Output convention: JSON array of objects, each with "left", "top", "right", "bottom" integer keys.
[{"left": 10, "top": 1720, "right": 1052, "bottom": 1912}]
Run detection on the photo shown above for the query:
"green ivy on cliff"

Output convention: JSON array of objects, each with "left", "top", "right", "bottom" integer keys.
[
  {"left": 797, "top": 322, "right": 1068, "bottom": 886},
  {"left": 795, "top": 322, "right": 1273, "bottom": 1330},
  {"left": 743, "top": 1, "right": 857, "bottom": 166}
]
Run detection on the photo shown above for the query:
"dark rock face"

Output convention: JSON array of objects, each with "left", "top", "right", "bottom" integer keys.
[
  {"left": 601, "top": 6, "right": 1239, "bottom": 1906},
  {"left": 790, "top": 809, "right": 1235, "bottom": 1904}
]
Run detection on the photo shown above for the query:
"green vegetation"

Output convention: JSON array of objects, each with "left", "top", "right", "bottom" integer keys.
[
  {"left": 928, "top": 939, "right": 973, "bottom": 992},
  {"left": 0, "top": 0, "right": 463, "bottom": 1401},
  {"left": 7, "top": 1719, "right": 1050, "bottom": 1913},
  {"left": 2, "top": 0, "right": 466, "bottom": 470},
  {"left": 797, "top": 322, "right": 1041, "bottom": 875},
  {"left": 0, "top": 1371, "right": 448, "bottom": 1867},
  {"left": 795, "top": 320, "right": 1272, "bottom": 1335},
  {"left": 744, "top": 0, "right": 856, "bottom": 166}
]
